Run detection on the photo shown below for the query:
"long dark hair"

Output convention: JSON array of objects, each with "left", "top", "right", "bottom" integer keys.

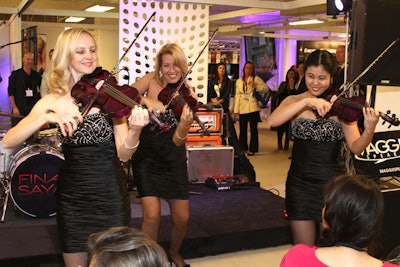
[
  {"left": 211, "top": 62, "right": 229, "bottom": 84},
  {"left": 320, "top": 174, "right": 384, "bottom": 253},
  {"left": 241, "top": 61, "right": 255, "bottom": 79}
]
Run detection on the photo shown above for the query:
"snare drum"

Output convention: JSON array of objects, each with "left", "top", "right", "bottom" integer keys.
[
  {"left": 37, "top": 128, "right": 60, "bottom": 149},
  {"left": 9, "top": 145, "right": 64, "bottom": 218}
]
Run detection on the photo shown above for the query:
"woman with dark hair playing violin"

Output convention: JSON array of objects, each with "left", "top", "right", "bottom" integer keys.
[
  {"left": 130, "top": 43, "right": 194, "bottom": 267},
  {"left": 266, "top": 49, "right": 380, "bottom": 247},
  {"left": 2, "top": 28, "right": 150, "bottom": 267}
]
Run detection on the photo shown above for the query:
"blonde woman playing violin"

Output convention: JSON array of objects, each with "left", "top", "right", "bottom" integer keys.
[{"left": 3, "top": 28, "right": 150, "bottom": 267}]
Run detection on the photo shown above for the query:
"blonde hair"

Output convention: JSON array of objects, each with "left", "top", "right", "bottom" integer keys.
[
  {"left": 154, "top": 43, "right": 188, "bottom": 85},
  {"left": 47, "top": 28, "right": 96, "bottom": 95}
]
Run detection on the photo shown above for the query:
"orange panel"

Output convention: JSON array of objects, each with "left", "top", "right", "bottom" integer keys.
[{"left": 186, "top": 135, "right": 222, "bottom": 146}]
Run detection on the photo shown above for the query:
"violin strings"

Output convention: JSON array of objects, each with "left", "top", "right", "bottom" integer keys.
[
  {"left": 103, "top": 84, "right": 137, "bottom": 107},
  {"left": 102, "top": 83, "right": 166, "bottom": 127}
]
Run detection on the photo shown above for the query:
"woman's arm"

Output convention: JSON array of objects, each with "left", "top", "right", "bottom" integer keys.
[
  {"left": 2, "top": 95, "right": 83, "bottom": 148},
  {"left": 113, "top": 106, "right": 149, "bottom": 162},
  {"left": 342, "top": 107, "right": 379, "bottom": 155},
  {"left": 266, "top": 94, "right": 333, "bottom": 129}
]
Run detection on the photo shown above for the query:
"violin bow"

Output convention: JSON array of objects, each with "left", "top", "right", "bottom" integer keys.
[
  {"left": 338, "top": 37, "right": 400, "bottom": 99},
  {"left": 109, "top": 11, "right": 157, "bottom": 78},
  {"left": 163, "top": 28, "right": 219, "bottom": 109},
  {"left": 78, "top": 12, "right": 157, "bottom": 114}
]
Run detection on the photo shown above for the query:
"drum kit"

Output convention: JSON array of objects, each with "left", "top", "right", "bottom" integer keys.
[{"left": 0, "top": 124, "right": 64, "bottom": 222}]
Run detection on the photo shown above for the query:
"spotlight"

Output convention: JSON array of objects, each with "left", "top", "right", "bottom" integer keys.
[{"left": 327, "top": 0, "right": 352, "bottom": 16}]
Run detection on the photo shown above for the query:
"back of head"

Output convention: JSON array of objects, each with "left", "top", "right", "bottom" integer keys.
[
  {"left": 321, "top": 174, "right": 384, "bottom": 251},
  {"left": 88, "top": 226, "right": 169, "bottom": 267}
]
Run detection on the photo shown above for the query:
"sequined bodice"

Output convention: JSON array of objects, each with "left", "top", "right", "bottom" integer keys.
[
  {"left": 291, "top": 117, "right": 344, "bottom": 142},
  {"left": 61, "top": 113, "right": 114, "bottom": 145}
]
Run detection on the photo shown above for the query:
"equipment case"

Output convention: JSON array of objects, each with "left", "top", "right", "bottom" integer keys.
[{"left": 186, "top": 145, "right": 234, "bottom": 183}]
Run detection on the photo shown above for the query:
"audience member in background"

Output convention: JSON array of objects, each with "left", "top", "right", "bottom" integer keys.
[
  {"left": 266, "top": 49, "right": 379, "bottom": 246},
  {"left": 208, "top": 62, "right": 233, "bottom": 145},
  {"left": 295, "top": 61, "right": 307, "bottom": 94},
  {"left": 233, "top": 61, "right": 268, "bottom": 156},
  {"left": 88, "top": 226, "right": 169, "bottom": 267},
  {"left": 8, "top": 52, "right": 41, "bottom": 128},
  {"left": 273, "top": 68, "right": 298, "bottom": 150},
  {"left": 280, "top": 174, "right": 399, "bottom": 267},
  {"left": 131, "top": 43, "right": 194, "bottom": 267},
  {"left": 335, "top": 44, "right": 346, "bottom": 88},
  {"left": 40, "top": 48, "right": 55, "bottom": 97},
  {"left": 207, "top": 62, "right": 232, "bottom": 113}
]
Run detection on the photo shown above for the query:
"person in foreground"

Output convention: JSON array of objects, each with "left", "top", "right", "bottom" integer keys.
[
  {"left": 131, "top": 43, "right": 194, "bottom": 267},
  {"left": 2, "top": 28, "right": 150, "bottom": 267},
  {"left": 88, "top": 226, "right": 169, "bottom": 267},
  {"left": 266, "top": 49, "right": 379, "bottom": 246},
  {"left": 280, "top": 174, "right": 399, "bottom": 267}
]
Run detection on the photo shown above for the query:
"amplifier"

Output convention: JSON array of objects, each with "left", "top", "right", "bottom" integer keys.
[
  {"left": 186, "top": 145, "right": 234, "bottom": 184},
  {"left": 189, "top": 107, "right": 223, "bottom": 135}
]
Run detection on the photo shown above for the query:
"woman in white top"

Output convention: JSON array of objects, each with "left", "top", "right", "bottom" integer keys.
[{"left": 233, "top": 61, "right": 268, "bottom": 156}]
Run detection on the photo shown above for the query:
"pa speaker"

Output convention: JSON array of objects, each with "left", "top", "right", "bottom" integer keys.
[{"left": 348, "top": 0, "right": 400, "bottom": 86}]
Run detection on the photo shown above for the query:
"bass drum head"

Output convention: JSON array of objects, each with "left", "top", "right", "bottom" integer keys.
[{"left": 9, "top": 145, "right": 64, "bottom": 218}]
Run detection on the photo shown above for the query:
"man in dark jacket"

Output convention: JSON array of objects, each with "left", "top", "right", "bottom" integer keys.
[{"left": 8, "top": 52, "right": 41, "bottom": 127}]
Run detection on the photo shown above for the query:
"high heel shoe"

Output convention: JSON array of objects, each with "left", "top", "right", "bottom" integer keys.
[{"left": 168, "top": 253, "right": 190, "bottom": 267}]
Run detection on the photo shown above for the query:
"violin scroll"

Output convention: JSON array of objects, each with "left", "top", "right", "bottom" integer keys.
[{"left": 380, "top": 110, "right": 400, "bottom": 128}]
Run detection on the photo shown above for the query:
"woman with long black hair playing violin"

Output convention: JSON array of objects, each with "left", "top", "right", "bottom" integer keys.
[
  {"left": 266, "top": 50, "right": 379, "bottom": 247},
  {"left": 2, "top": 28, "right": 150, "bottom": 267},
  {"left": 130, "top": 43, "right": 194, "bottom": 267}
]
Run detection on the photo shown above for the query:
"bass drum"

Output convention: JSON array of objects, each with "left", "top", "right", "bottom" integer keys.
[{"left": 9, "top": 145, "right": 64, "bottom": 218}]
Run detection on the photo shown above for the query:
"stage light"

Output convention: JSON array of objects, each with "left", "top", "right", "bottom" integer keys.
[{"left": 327, "top": 0, "right": 352, "bottom": 16}]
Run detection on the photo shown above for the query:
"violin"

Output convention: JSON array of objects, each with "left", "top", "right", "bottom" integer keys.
[
  {"left": 71, "top": 67, "right": 172, "bottom": 132},
  {"left": 158, "top": 81, "right": 210, "bottom": 136},
  {"left": 319, "top": 87, "right": 400, "bottom": 127}
]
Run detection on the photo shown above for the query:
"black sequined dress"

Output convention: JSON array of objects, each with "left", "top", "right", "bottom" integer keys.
[
  {"left": 285, "top": 118, "right": 345, "bottom": 221},
  {"left": 57, "top": 112, "right": 131, "bottom": 253}
]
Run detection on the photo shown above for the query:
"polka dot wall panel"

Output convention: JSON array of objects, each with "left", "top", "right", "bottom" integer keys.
[{"left": 119, "top": 1, "right": 210, "bottom": 104}]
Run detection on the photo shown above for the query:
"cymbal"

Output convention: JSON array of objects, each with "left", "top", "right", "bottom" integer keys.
[{"left": 0, "top": 112, "right": 24, "bottom": 118}]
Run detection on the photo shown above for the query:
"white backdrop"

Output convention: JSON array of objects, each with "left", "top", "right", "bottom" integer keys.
[{"left": 119, "top": 1, "right": 209, "bottom": 104}]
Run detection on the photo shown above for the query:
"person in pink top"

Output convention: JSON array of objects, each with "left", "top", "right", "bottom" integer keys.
[{"left": 280, "top": 174, "right": 399, "bottom": 267}]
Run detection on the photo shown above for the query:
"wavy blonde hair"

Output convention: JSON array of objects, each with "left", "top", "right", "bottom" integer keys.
[
  {"left": 154, "top": 43, "right": 188, "bottom": 85},
  {"left": 47, "top": 28, "right": 96, "bottom": 95}
]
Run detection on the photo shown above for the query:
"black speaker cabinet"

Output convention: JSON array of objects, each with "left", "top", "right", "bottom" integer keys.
[
  {"left": 379, "top": 185, "right": 400, "bottom": 259},
  {"left": 349, "top": 0, "right": 400, "bottom": 86}
]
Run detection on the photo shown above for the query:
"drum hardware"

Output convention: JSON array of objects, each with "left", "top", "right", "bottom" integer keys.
[{"left": 0, "top": 175, "right": 11, "bottom": 223}]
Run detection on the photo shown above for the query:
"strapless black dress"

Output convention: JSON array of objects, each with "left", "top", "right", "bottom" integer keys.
[
  {"left": 131, "top": 115, "right": 189, "bottom": 200},
  {"left": 285, "top": 118, "right": 345, "bottom": 221},
  {"left": 57, "top": 113, "right": 131, "bottom": 253}
]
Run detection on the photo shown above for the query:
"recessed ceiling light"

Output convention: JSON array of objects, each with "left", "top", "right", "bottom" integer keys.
[
  {"left": 85, "top": 5, "right": 115, "bottom": 12},
  {"left": 289, "top": 19, "right": 323, "bottom": 26},
  {"left": 65, "top": 17, "right": 86, "bottom": 23}
]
